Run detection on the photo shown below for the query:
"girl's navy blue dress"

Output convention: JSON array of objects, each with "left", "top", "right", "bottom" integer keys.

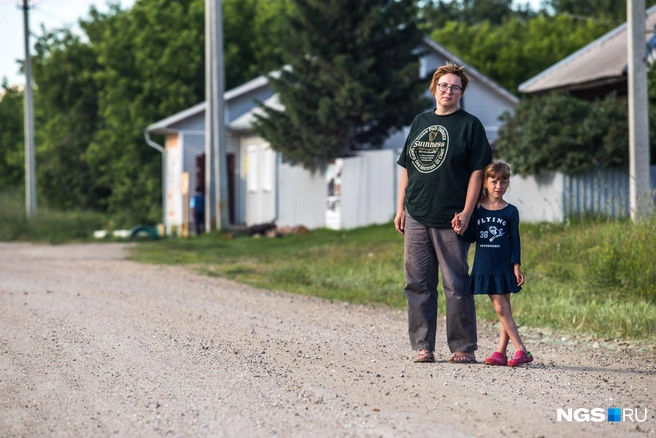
[{"left": 463, "top": 204, "right": 521, "bottom": 295}]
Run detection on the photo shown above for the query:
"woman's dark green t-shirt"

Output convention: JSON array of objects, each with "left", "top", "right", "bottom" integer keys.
[{"left": 397, "top": 108, "right": 492, "bottom": 228}]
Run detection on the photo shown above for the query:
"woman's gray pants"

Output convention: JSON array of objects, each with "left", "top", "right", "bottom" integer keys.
[{"left": 403, "top": 212, "right": 478, "bottom": 353}]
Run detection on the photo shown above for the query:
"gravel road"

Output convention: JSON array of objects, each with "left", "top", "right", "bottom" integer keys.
[{"left": 0, "top": 242, "right": 654, "bottom": 438}]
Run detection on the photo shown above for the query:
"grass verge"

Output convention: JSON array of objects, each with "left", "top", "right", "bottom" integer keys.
[
  {"left": 130, "top": 216, "right": 656, "bottom": 341},
  {"left": 1, "top": 192, "right": 114, "bottom": 243}
]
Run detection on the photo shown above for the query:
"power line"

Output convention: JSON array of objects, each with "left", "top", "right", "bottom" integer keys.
[{"left": 32, "top": 5, "right": 74, "bottom": 28}]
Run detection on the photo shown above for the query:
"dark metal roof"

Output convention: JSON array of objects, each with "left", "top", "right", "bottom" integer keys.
[{"left": 519, "top": 5, "right": 656, "bottom": 94}]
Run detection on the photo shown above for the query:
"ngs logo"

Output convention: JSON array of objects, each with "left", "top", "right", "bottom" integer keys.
[{"left": 557, "top": 408, "right": 648, "bottom": 423}]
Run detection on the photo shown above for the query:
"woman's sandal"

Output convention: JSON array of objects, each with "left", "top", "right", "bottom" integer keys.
[
  {"left": 448, "top": 353, "right": 477, "bottom": 364},
  {"left": 413, "top": 350, "right": 435, "bottom": 363}
]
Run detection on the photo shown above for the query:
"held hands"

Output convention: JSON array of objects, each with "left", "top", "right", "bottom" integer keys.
[
  {"left": 514, "top": 264, "right": 525, "bottom": 287},
  {"left": 452, "top": 212, "right": 470, "bottom": 236}
]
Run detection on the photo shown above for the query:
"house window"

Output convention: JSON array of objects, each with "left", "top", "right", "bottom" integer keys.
[{"left": 247, "top": 145, "right": 258, "bottom": 192}]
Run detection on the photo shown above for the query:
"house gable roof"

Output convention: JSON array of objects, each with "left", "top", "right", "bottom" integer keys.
[
  {"left": 146, "top": 74, "right": 270, "bottom": 134},
  {"left": 519, "top": 5, "right": 656, "bottom": 94}
]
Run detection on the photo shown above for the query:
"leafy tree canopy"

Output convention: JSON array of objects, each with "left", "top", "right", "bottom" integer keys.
[
  {"left": 547, "top": 0, "right": 656, "bottom": 24},
  {"left": 419, "top": 0, "right": 534, "bottom": 28},
  {"left": 253, "top": 0, "right": 429, "bottom": 169},
  {"left": 495, "top": 92, "right": 656, "bottom": 176},
  {"left": 430, "top": 14, "right": 611, "bottom": 93},
  {"left": 31, "top": 28, "right": 106, "bottom": 211},
  {"left": 0, "top": 81, "right": 24, "bottom": 192},
  {"left": 4, "top": 0, "right": 289, "bottom": 224}
]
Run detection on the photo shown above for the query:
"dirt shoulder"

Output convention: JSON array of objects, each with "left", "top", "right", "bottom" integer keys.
[{"left": 0, "top": 242, "right": 654, "bottom": 438}]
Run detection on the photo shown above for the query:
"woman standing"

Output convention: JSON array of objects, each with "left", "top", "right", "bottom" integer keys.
[{"left": 394, "top": 62, "right": 492, "bottom": 363}]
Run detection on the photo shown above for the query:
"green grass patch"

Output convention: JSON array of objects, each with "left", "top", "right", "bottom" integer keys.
[
  {"left": 130, "top": 216, "right": 656, "bottom": 340},
  {"left": 0, "top": 192, "right": 111, "bottom": 243}
]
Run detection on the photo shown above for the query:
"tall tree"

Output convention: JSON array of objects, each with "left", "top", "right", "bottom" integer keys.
[
  {"left": 548, "top": 0, "right": 656, "bottom": 23},
  {"left": 80, "top": 1, "right": 205, "bottom": 224},
  {"left": 430, "top": 14, "right": 611, "bottom": 92},
  {"left": 253, "top": 0, "right": 428, "bottom": 169},
  {"left": 0, "top": 81, "right": 25, "bottom": 192},
  {"left": 419, "top": 0, "right": 534, "bottom": 29},
  {"left": 224, "top": 0, "right": 291, "bottom": 87},
  {"left": 493, "top": 92, "right": 656, "bottom": 176},
  {"left": 24, "top": 0, "right": 288, "bottom": 223},
  {"left": 32, "top": 29, "right": 106, "bottom": 211}
]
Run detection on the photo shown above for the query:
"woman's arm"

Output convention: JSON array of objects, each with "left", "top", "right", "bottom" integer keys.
[{"left": 394, "top": 168, "right": 408, "bottom": 235}]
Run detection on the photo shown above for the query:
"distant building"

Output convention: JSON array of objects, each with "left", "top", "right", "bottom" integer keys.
[
  {"left": 505, "top": 7, "right": 656, "bottom": 221},
  {"left": 146, "top": 37, "right": 518, "bottom": 230},
  {"left": 519, "top": 5, "right": 656, "bottom": 100}
]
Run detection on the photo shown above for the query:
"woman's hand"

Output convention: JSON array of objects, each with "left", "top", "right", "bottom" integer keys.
[
  {"left": 394, "top": 210, "right": 405, "bottom": 235},
  {"left": 452, "top": 213, "right": 463, "bottom": 235},
  {"left": 452, "top": 212, "right": 471, "bottom": 235}
]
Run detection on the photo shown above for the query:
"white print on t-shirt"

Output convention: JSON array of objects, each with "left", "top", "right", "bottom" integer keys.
[
  {"left": 480, "top": 225, "right": 505, "bottom": 242},
  {"left": 477, "top": 217, "right": 508, "bottom": 242},
  {"left": 409, "top": 125, "right": 449, "bottom": 173},
  {"left": 477, "top": 216, "right": 507, "bottom": 226}
]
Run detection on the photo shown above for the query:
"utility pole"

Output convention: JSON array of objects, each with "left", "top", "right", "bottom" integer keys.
[
  {"left": 22, "top": 0, "right": 36, "bottom": 217},
  {"left": 204, "top": 0, "right": 229, "bottom": 231},
  {"left": 627, "top": 0, "right": 651, "bottom": 221}
]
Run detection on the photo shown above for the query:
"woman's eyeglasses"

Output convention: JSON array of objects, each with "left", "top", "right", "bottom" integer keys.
[{"left": 437, "top": 83, "right": 463, "bottom": 94}]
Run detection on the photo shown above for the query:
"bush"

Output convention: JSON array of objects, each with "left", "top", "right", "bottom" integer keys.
[{"left": 495, "top": 92, "right": 655, "bottom": 176}]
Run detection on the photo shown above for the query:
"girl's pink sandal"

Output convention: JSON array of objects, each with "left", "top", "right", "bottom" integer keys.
[
  {"left": 508, "top": 351, "right": 534, "bottom": 367},
  {"left": 483, "top": 351, "right": 508, "bottom": 366}
]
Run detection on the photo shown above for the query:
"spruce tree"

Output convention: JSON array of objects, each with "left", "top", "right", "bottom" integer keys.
[{"left": 252, "top": 0, "right": 428, "bottom": 169}]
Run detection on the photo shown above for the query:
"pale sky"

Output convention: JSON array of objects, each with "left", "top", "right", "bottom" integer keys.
[
  {"left": 0, "top": 0, "right": 136, "bottom": 86},
  {"left": 0, "top": 0, "right": 543, "bottom": 87}
]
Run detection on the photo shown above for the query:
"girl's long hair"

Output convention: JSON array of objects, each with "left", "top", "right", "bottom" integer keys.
[{"left": 479, "top": 159, "right": 511, "bottom": 204}]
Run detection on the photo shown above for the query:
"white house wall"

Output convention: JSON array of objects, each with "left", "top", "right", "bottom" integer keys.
[
  {"left": 503, "top": 172, "right": 565, "bottom": 223},
  {"left": 165, "top": 135, "right": 183, "bottom": 227},
  {"left": 461, "top": 83, "right": 515, "bottom": 144},
  {"left": 242, "top": 135, "right": 277, "bottom": 225},
  {"left": 339, "top": 150, "right": 398, "bottom": 229},
  {"left": 277, "top": 161, "right": 326, "bottom": 229}
]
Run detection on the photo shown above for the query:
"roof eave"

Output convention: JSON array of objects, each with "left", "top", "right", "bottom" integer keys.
[{"left": 522, "top": 74, "right": 627, "bottom": 95}]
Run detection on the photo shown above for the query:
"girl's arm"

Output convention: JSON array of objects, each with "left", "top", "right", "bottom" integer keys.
[
  {"left": 510, "top": 206, "right": 523, "bottom": 286},
  {"left": 509, "top": 206, "right": 521, "bottom": 265},
  {"left": 394, "top": 168, "right": 408, "bottom": 235}
]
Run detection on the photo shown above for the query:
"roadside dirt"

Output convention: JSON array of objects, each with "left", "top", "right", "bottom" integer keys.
[{"left": 0, "top": 242, "right": 654, "bottom": 438}]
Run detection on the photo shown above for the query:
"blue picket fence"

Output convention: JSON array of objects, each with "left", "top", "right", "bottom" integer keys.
[{"left": 563, "top": 166, "right": 656, "bottom": 218}]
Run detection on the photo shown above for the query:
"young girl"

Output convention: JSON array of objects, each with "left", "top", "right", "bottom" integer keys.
[{"left": 454, "top": 160, "right": 533, "bottom": 367}]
